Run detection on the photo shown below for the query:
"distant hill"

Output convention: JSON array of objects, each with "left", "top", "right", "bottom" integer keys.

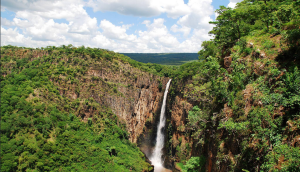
[{"left": 120, "top": 53, "right": 199, "bottom": 65}]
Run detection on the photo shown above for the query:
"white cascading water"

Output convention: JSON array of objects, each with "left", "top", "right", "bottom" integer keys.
[{"left": 150, "top": 79, "right": 172, "bottom": 171}]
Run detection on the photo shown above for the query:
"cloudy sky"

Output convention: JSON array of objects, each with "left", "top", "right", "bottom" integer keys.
[{"left": 1, "top": 0, "right": 242, "bottom": 53}]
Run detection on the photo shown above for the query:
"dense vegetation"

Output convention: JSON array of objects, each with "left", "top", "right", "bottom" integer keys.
[
  {"left": 0, "top": 46, "right": 154, "bottom": 172},
  {"left": 165, "top": 0, "right": 300, "bottom": 171},
  {"left": 121, "top": 53, "right": 198, "bottom": 65}
]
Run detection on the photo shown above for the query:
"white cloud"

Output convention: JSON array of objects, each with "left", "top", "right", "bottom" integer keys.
[
  {"left": 177, "top": 28, "right": 213, "bottom": 52},
  {"left": 1, "top": 6, "right": 6, "bottom": 12},
  {"left": 215, "top": 12, "right": 219, "bottom": 20},
  {"left": 227, "top": 0, "right": 243, "bottom": 8},
  {"left": 2, "top": 0, "right": 98, "bottom": 34},
  {"left": 90, "top": 18, "right": 182, "bottom": 53},
  {"left": 150, "top": 0, "right": 191, "bottom": 19},
  {"left": 170, "top": 24, "right": 191, "bottom": 37},
  {"left": 68, "top": 17, "right": 97, "bottom": 34},
  {"left": 1, "top": 0, "right": 217, "bottom": 53},
  {"left": 12, "top": 18, "right": 32, "bottom": 28},
  {"left": 87, "top": 0, "right": 190, "bottom": 18},
  {"left": 1, "top": 0, "right": 83, "bottom": 16},
  {"left": 1, "top": 17, "right": 13, "bottom": 26},
  {"left": 137, "top": 18, "right": 180, "bottom": 52},
  {"left": 176, "top": 0, "right": 213, "bottom": 30},
  {"left": 1, "top": 0, "right": 98, "bottom": 46},
  {"left": 168, "top": 0, "right": 214, "bottom": 52},
  {"left": 87, "top": 0, "right": 161, "bottom": 17},
  {"left": 99, "top": 19, "right": 136, "bottom": 41},
  {"left": 1, "top": 26, "right": 29, "bottom": 45},
  {"left": 1, "top": 26, "right": 63, "bottom": 47},
  {"left": 91, "top": 34, "right": 114, "bottom": 48}
]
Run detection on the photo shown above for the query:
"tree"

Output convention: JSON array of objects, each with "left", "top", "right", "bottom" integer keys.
[
  {"left": 209, "top": 4, "right": 257, "bottom": 51},
  {"left": 198, "top": 41, "right": 219, "bottom": 60}
]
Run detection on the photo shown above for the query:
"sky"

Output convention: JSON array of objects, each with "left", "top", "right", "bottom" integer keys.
[{"left": 1, "top": 0, "right": 243, "bottom": 53}]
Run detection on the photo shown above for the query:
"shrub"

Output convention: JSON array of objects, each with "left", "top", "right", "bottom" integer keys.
[
  {"left": 113, "top": 87, "right": 118, "bottom": 93},
  {"left": 243, "top": 47, "right": 253, "bottom": 55},
  {"left": 183, "top": 156, "right": 206, "bottom": 172},
  {"left": 158, "top": 83, "right": 162, "bottom": 91},
  {"left": 263, "top": 40, "right": 275, "bottom": 49},
  {"left": 88, "top": 118, "right": 92, "bottom": 126}
]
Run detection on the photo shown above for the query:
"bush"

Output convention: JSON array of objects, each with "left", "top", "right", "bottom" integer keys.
[
  {"left": 243, "top": 47, "right": 253, "bottom": 55},
  {"left": 113, "top": 87, "right": 118, "bottom": 93},
  {"left": 88, "top": 118, "right": 92, "bottom": 126},
  {"left": 183, "top": 156, "right": 206, "bottom": 172},
  {"left": 263, "top": 40, "right": 275, "bottom": 49},
  {"left": 158, "top": 83, "right": 162, "bottom": 91},
  {"left": 105, "top": 54, "right": 112, "bottom": 61}
]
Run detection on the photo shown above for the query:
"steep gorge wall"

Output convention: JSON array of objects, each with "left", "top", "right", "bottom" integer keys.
[
  {"left": 53, "top": 59, "right": 169, "bottom": 143},
  {"left": 163, "top": 45, "right": 300, "bottom": 172},
  {"left": 137, "top": 79, "right": 199, "bottom": 170},
  {"left": 164, "top": 80, "right": 234, "bottom": 172},
  {"left": 164, "top": 81, "right": 198, "bottom": 170}
]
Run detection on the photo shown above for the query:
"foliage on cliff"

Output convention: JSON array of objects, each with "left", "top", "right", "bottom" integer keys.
[
  {"left": 168, "top": 0, "right": 300, "bottom": 171},
  {"left": 0, "top": 45, "right": 156, "bottom": 172}
]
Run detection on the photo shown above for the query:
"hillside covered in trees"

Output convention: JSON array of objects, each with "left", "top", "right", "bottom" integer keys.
[
  {"left": 0, "top": 46, "right": 163, "bottom": 172},
  {"left": 120, "top": 53, "right": 199, "bottom": 66},
  {"left": 163, "top": 0, "right": 300, "bottom": 171},
  {"left": 1, "top": 0, "right": 300, "bottom": 172}
]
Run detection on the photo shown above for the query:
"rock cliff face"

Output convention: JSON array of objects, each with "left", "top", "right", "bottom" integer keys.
[
  {"left": 136, "top": 79, "right": 199, "bottom": 169},
  {"left": 164, "top": 86, "right": 198, "bottom": 169},
  {"left": 53, "top": 58, "right": 169, "bottom": 143},
  {"left": 101, "top": 71, "right": 169, "bottom": 143}
]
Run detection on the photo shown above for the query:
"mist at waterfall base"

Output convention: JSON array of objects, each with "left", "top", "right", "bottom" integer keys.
[{"left": 150, "top": 79, "right": 172, "bottom": 172}]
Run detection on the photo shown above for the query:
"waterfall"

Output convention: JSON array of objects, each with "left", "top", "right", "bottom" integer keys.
[{"left": 150, "top": 79, "right": 172, "bottom": 170}]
